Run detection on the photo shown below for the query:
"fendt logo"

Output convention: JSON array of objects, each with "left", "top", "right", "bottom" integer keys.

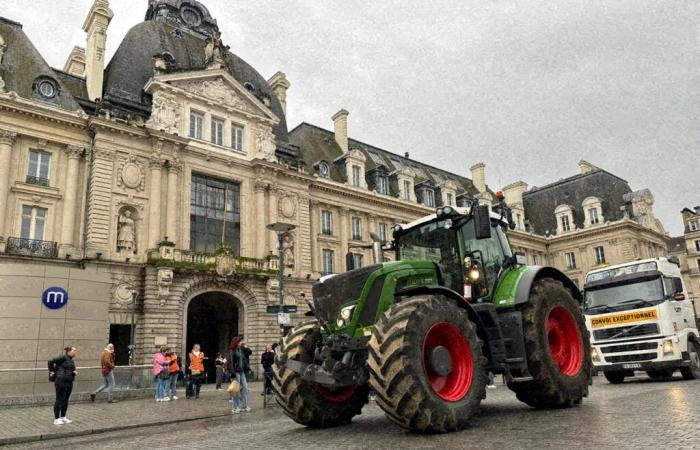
[{"left": 42, "top": 287, "right": 69, "bottom": 310}]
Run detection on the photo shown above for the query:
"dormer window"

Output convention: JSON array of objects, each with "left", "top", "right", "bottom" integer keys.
[
  {"left": 424, "top": 189, "right": 435, "bottom": 207},
  {"left": 555, "top": 205, "right": 574, "bottom": 234},
  {"left": 589, "top": 208, "right": 599, "bottom": 224},
  {"left": 403, "top": 180, "right": 412, "bottom": 201},
  {"left": 377, "top": 176, "right": 389, "bottom": 195},
  {"left": 690, "top": 219, "right": 700, "bottom": 231},
  {"left": 318, "top": 161, "right": 331, "bottom": 179},
  {"left": 582, "top": 197, "right": 604, "bottom": 227},
  {"left": 561, "top": 215, "right": 571, "bottom": 232},
  {"left": 446, "top": 193, "right": 454, "bottom": 206},
  {"left": 32, "top": 76, "right": 59, "bottom": 103},
  {"left": 351, "top": 165, "right": 361, "bottom": 187}
]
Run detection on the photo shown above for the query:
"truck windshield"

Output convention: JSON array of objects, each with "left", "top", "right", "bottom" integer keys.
[{"left": 584, "top": 278, "right": 664, "bottom": 311}]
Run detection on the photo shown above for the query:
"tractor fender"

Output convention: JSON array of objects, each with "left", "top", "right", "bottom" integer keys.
[
  {"left": 514, "top": 266, "right": 582, "bottom": 306},
  {"left": 394, "top": 285, "right": 488, "bottom": 333}
]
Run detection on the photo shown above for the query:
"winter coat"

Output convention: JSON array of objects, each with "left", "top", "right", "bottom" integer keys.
[
  {"left": 152, "top": 352, "right": 166, "bottom": 376},
  {"left": 48, "top": 355, "right": 76, "bottom": 383},
  {"left": 261, "top": 351, "right": 275, "bottom": 373},
  {"left": 229, "top": 346, "right": 252, "bottom": 374},
  {"left": 101, "top": 350, "right": 115, "bottom": 372}
]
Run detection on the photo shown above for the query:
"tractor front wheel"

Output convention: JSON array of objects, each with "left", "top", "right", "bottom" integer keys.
[
  {"left": 508, "top": 278, "right": 591, "bottom": 408},
  {"left": 273, "top": 321, "right": 369, "bottom": 428},
  {"left": 368, "top": 295, "right": 487, "bottom": 433}
]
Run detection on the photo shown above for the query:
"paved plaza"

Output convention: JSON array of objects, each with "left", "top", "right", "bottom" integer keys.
[{"left": 3, "top": 376, "right": 698, "bottom": 449}]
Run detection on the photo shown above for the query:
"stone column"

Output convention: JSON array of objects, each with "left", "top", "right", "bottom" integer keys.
[
  {"left": 60, "top": 145, "right": 83, "bottom": 248},
  {"left": 309, "top": 200, "right": 320, "bottom": 274},
  {"left": 339, "top": 207, "right": 349, "bottom": 269},
  {"left": 268, "top": 186, "right": 279, "bottom": 254},
  {"left": 165, "top": 161, "right": 181, "bottom": 245},
  {"left": 148, "top": 156, "right": 163, "bottom": 248},
  {"left": 86, "top": 147, "right": 114, "bottom": 253},
  {"left": 254, "top": 181, "right": 267, "bottom": 258},
  {"left": 0, "top": 130, "right": 17, "bottom": 240}
]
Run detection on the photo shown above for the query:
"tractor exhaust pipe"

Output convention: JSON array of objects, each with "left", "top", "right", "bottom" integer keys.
[{"left": 346, "top": 232, "right": 385, "bottom": 271}]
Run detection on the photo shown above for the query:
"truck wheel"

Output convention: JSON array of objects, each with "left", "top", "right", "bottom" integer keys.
[
  {"left": 508, "top": 278, "right": 591, "bottom": 408},
  {"left": 368, "top": 295, "right": 487, "bottom": 433},
  {"left": 680, "top": 341, "right": 700, "bottom": 380},
  {"left": 273, "top": 321, "right": 369, "bottom": 428},
  {"left": 604, "top": 371, "right": 626, "bottom": 384}
]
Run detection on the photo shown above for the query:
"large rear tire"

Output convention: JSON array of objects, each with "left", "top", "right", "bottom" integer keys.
[
  {"left": 368, "top": 295, "right": 487, "bottom": 433},
  {"left": 680, "top": 341, "right": 700, "bottom": 380},
  {"left": 508, "top": 278, "right": 591, "bottom": 408},
  {"left": 273, "top": 321, "right": 369, "bottom": 428}
]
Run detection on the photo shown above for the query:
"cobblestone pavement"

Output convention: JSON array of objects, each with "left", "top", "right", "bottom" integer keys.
[{"left": 5, "top": 375, "right": 700, "bottom": 449}]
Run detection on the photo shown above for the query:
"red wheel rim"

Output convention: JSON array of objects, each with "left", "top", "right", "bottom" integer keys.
[
  {"left": 316, "top": 385, "right": 356, "bottom": 403},
  {"left": 547, "top": 306, "right": 583, "bottom": 376},
  {"left": 422, "top": 322, "right": 473, "bottom": 402}
]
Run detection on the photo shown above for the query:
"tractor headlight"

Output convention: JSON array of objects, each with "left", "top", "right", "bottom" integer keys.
[
  {"left": 336, "top": 319, "right": 345, "bottom": 327},
  {"left": 337, "top": 305, "right": 356, "bottom": 327},
  {"left": 468, "top": 268, "right": 480, "bottom": 281},
  {"left": 590, "top": 347, "right": 601, "bottom": 362},
  {"left": 443, "top": 206, "right": 454, "bottom": 216},
  {"left": 662, "top": 339, "right": 674, "bottom": 355},
  {"left": 436, "top": 207, "right": 444, "bottom": 217}
]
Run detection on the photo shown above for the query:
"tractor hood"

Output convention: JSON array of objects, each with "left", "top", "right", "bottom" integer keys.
[{"left": 312, "top": 264, "right": 382, "bottom": 324}]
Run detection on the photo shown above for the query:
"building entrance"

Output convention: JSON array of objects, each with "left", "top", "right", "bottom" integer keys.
[{"left": 186, "top": 292, "right": 240, "bottom": 383}]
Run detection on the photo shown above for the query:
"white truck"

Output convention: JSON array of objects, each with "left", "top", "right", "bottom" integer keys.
[{"left": 583, "top": 257, "right": 700, "bottom": 383}]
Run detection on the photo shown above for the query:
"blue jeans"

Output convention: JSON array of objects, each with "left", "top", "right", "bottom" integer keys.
[
  {"left": 168, "top": 373, "right": 178, "bottom": 397},
  {"left": 93, "top": 371, "right": 114, "bottom": 401},
  {"left": 155, "top": 376, "right": 167, "bottom": 399},
  {"left": 231, "top": 372, "right": 249, "bottom": 409}
]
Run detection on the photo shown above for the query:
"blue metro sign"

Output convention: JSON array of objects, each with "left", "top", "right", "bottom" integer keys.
[{"left": 42, "top": 287, "right": 68, "bottom": 310}]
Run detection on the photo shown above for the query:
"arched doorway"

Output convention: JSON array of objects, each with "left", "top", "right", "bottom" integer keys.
[{"left": 186, "top": 291, "right": 241, "bottom": 383}]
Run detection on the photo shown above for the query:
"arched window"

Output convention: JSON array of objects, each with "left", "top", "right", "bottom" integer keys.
[
  {"left": 582, "top": 197, "right": 603, "bottom": 227},
  {"left": 554, "top": 205, "right": 574, "bottom": 234}
]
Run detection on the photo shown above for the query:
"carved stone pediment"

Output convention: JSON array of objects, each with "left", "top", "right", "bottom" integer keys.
[{"left": 173, "top": 78, "right": 249, "bottom": 111}]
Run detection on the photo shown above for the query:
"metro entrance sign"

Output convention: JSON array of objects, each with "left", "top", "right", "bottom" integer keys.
[{"left": 42, "top": 287, "right": 68, "bottom": 310}]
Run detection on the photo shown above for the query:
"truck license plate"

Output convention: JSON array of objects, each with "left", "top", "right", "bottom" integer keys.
[{"left": 622, "top": 363, "right": 642, "bottom": 369}]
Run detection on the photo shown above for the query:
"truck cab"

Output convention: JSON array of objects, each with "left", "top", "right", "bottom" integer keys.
[{"left": 583, "top": 257, "right": 700, "bottom": 383}]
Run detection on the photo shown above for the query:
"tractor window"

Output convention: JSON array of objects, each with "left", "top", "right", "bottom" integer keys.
[{"left": 459, "top": 222, "right": 509, "bottom": 297}]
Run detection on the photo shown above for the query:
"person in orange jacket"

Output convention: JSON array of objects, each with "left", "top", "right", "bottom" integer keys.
[
  {"left": 165, "top": 349, "right": 181, "bottom": 400},
  {"left": 187, "top": 344, "right": 207, "bottom": 399}
]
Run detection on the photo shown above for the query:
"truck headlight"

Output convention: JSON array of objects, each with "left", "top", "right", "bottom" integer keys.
[
  {"left": 662, "top": 339, "right": 674, "bottom": 355},
  {"left": 590, "top": 347, "right": 601, "bottom": 362}
]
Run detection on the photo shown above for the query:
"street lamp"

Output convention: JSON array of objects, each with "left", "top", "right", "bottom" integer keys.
[
  {"left": 129, "top": 290, "right": 138, "bottom": 366},
  {"left": 266, "top": 222, "right": 296, "bottom": 333}
]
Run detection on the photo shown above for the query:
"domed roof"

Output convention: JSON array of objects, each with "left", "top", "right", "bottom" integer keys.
[{"left": 103, "top": 0, "right": 289, "bottom": 144}]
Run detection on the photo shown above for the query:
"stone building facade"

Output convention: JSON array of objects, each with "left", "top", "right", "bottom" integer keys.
[
  {"left": 0, "top": 0, "right": 670, "bottom": 397},
  {"left": 669, "top": 207, "right": 700, "bottom": 315}
]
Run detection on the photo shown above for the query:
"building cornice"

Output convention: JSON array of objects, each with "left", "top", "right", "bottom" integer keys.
[{"left": 0, "top": 91, "right": 88, "bottom": 130}]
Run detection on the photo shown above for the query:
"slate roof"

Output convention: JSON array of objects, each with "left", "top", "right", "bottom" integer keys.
[
  {"left": 0, "top": 17, "right": 81, "bottom": 111},
  {"left": 288, "top": 122, "right": 481, "bottom": 198},
  {"left": 522, "top": 169, "right": 633, "bottom": 235},
  {"left": 667, "top": 236, "right": 687, "bottom": 253}
]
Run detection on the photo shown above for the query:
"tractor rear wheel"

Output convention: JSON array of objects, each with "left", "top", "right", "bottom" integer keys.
[
  {"left": 273, "top": 321, "right": 369, "bottom": 428},
  {"left": 368, "top": 295, "right": 487, "bottom": 433},
  {"left": 508, "top": 278, "right": 591, "bottom": 408}
]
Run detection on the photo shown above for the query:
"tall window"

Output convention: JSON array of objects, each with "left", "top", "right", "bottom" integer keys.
[
  {"left": 21, "top": 206, "right": 47, "bottom": 240},
  {"left": 697, "top": 259, "right": 700, "bottom": 271},
  {"left": 589, "top": 208, "right": 600, "bottom": 225},
  {"left": 231, "top": 125, "right": 243, "bottom": 152},
  {"left": 211, "top": 118, "right": 224, "bottom": 146},
  {"left": 403, "top": 180, "right": 412, "bottom": 201},
  {"left": 189, "top": 111, "right": 204, "bottom": 139},
  {"left": 532, "top": 254, "right": 539, "bottom": 265},
  {"left": 446, "top": 193, "right": 454, "bottom": 206},
  {"left": 594, "top": 246, "right": 606, "bottom": 265},
  {"left": 351, "top": 165, "right": 361, "bottom": 187},
  {"left": 561, "top": 215, "right": 571, "bottom": 232},
  {"left": 690, "top": 220, "right": 700, "bottom": 231},
  {"left": 377, "top": 176, "right": 389, "bottom": 195},
  {"left": 322, "top": 249, "right": 335, "bottom": 275},
  {"left": 190, "top": 174, "right": 241, "bottom": 253},
  {"left": 695, "top": 240, "right": 700, "bottom": 252},
  {"left": 27, "top": 150, "right": 51, "bottom": 186},
  {"left": 424, "top": 189, "right": 435, "bottom": 207},
  {"left": 379, "top": 223, "right": 388, "bottom": 244},
  {"left": 351, "top": 217, "right": 362, "bottom": 240},
  {"left": 565, "top": 252, "right": 576, "bottom": 269},
  {"left": 352, "top": 253, "right": 364, "bottom": 269},
  {"left": 321, "top": 210, "right": 333, "bottom": 235}
]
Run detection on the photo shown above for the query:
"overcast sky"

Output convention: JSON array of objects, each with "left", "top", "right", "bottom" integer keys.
[{"left": 2, "top": 0, "right": 697, "bottom": 235}]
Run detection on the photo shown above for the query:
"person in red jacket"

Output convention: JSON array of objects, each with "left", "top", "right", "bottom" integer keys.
[{"left": 91, "top": 344, "right": 117, "bottom": 403}]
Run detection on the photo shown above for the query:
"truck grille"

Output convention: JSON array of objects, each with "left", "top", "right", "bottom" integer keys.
[
  {"left": 604, "top": 353, "right": 657, "bottom": 364},
  {"left": 593, "top": 323, "right": 659, "bottom": 341},
  {"left": 600, "top": 342, "right": 658, "bottom": 354}
]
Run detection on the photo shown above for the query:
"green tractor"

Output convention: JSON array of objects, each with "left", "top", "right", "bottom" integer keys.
[{"left": 273, "top": 197, "right": 591, "bottom": 433}]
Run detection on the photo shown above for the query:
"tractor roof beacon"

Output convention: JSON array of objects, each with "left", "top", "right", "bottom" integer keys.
[{"left": 273, "top": 195, "right": 592, "bottom": 433}]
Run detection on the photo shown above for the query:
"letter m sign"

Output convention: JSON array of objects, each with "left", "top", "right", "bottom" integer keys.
[{"left": 42, "top": 287, "right": 68, "bottom": 310}]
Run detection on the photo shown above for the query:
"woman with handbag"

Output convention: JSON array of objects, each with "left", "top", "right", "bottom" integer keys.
[
  {"left": 188, "top": 344, "right": 206, "bottom": 399},
  {"left": 229, "top": 336, "right": 252, "bottom": 413},
  {"left": 48, "top": 346, "right": 77, "bottom": 425},
  {"left": 215, "top": 353, "right": 227, "bottom": 389},
  {"left": 152, "top": 347, "right": 169, "bottom": 402}
]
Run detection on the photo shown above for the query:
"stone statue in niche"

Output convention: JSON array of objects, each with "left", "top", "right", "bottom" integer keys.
[
  {"left": 282, "top": 232, "right": 295, "bottom": 269},
  {"left": 117, "top": 210, "right": 136, "bottom": 253},
  {"left": 204, "top": 31, "right": 228, "bottom": 69}
]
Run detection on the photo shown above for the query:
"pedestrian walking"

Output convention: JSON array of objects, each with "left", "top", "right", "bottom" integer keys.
[
  {"left": 152, "top": 347, "right": 169, "bottom": 402},
  {"left": 215, "top": 352, "right": 227, "bottom": 390},
  {"left": 48, "top": 346, "right": 77, "bottom": 425},
  {"left": 165, "top": 349, "right": 181, "bottom": 400},
  {"left": 260, "top": 344, "right": 275, "bottom": 395},
  {"left": 187, "top": 344, "right": 206, "bottom": 399},
  {"left": 91, "top": 343, "right": 117, "bottom": 403},
  {"left": 229, "top": 336, "right": 252, "bottom": 413}
]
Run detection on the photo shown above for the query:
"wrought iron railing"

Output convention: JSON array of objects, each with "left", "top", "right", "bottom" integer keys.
[
  {"left": 5, "top": 237, "right": 58, "bottom": 258},
  {"left": 25, "top": 175, "right": 50, "bottom": 187}
]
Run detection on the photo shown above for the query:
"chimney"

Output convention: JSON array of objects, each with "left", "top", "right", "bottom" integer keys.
[
  {"left": 331, "top": 109, "right": 349, "bottom": 153},
  {"left": 502, "top": 180, "right": 528, "bottom": 206},
  {"left": 268, "top": 71, "right": 290, "bottom": 116},
  {"left": 82, "top": 0, "right": 113, "bottom": 101},
  {"left": 578, "top": 159, "right": 596, "bottom": 174},
  {"left": 470, "top": 162, "right": 486, "bottom": 193},
  {"left": 694, "top": 206, "right": 700, "bottom": 215},
  {"left": 63, "top": 46, "right": 86, "bottom": 77}
]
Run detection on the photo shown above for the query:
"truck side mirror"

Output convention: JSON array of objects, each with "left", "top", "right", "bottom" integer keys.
[
  {"left": 672, "top": 277, "right": 685, "bottom": 301},
  {"left": 473, "top": 205, "right": 492, "bottom": 240}
]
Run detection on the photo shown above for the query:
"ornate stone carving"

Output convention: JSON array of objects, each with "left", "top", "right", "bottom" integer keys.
[
  {"left": 146, "top": 91, "right": 181, "bottom": 134},
  {"left": 282, "top": 232, "right": 295, "bottom": 270},
  {"left": 157, "top": 267, "right": 174, "bottom": 302},
  {"left": 204, "top": 31, "right": 229, "bottom": 69},
  {"left": 114, "top": 282, "right": 135, "bottom": 305},
  {"left": 0, "top": 130, "right": 17, "bottom": 146},
  {"left": 0, "top": 34, "right": 5, "bottom": 91},
  {"left": 279, "top": 194, "right": 297, "bottom": 219},
  {"left": 254, "top": 128, "right": 277, "bottom": 161},
  {"left": 65, "top": 145, "right": 83, "bottom": 159},
  {"left": 117, "top": 210, "right": 136, "bottom": 254},
  {"left": 174, "top": 78, "right": 247, "bottom": 111}
]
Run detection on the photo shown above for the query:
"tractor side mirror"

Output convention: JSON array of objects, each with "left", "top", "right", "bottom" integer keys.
[{"left": 473, "top": 205, "right": 492, "bottom": 240}]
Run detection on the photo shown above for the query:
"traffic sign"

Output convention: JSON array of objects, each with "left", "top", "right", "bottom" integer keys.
[
  {"left": 42, "top": 287, "right": 68, "bottom": 310},
  {"left": 266, "top": 305, "right": 298, "bottom": 314},
  {"left": 277, "top": 312, "right": 290, "bottom": 326}
]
